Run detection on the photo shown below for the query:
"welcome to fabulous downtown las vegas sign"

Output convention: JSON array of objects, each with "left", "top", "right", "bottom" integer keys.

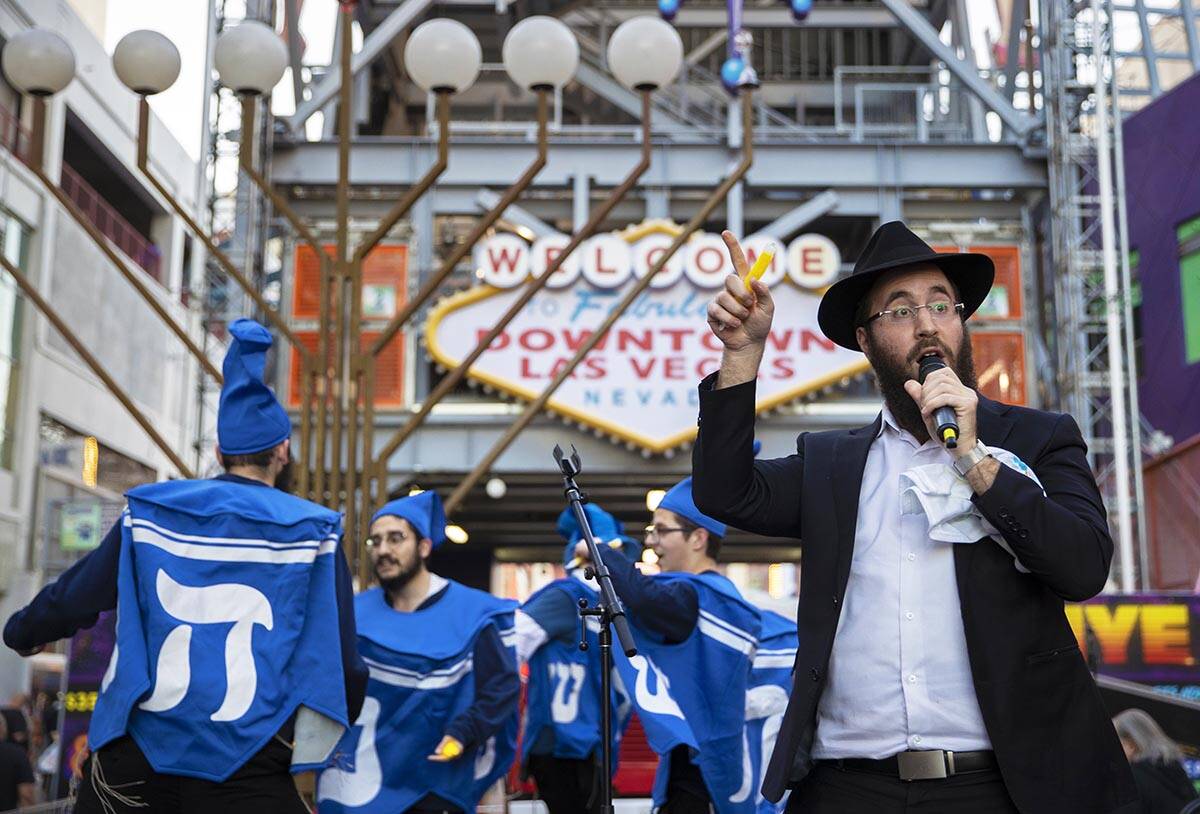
[{"left": 425, "top": 221, "right": 871, "bottom": 454}]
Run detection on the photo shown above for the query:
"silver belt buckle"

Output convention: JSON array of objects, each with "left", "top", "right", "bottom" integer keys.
[{"left": 897, "top": 750, "right": 951, "bottom": 781}]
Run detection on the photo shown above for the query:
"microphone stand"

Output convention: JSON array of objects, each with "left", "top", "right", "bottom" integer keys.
[{"left": 553, "top": 444, "right": 637, "bottom": 814}]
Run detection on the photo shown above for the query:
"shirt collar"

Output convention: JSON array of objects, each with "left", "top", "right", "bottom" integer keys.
[
  {"left": 878, "top": 404, "right": 941, "bottom": 452},
  {"left": 878, "top": 405, "right": 903, "bottom": 439}
]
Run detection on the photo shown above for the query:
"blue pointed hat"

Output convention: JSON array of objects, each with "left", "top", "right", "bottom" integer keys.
[
  {"left": 371, "top": 491, "right": 447, "bottom": 547},
  {"left": 657, "top": 476, "right": 726, "bottom": 537},
  {"left": 217, "top": 319, "right": 292, "bottom": 455},
  {"left": 556, "top": 504, "right": 642, "bottom": 567}
]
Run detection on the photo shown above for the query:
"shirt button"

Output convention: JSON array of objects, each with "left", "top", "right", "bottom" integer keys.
[
  {"left": 905, "top": 612, "right": 914, "bottom": 621},
  {"left": 908, "top": 674, "right": 918, "bottom": 684},
  {"left": 913, "top": 735, "right": 923, "bottom": 744},
  {"left": 907, "top": 553, "right": 916, "bottom": 562}
]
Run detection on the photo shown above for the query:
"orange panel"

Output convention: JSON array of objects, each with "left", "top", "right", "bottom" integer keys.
[
  {"left": 291, "top": 244, "right": 329, "bottom": 319},
  {"left": 970, "top": 330, "right": 1027, "bottom": 405},
  {"left": 931, "top": 244, "right": 1022, "bottom": 320},
  {"left": 292, "top": 245, "right": 408, "bottom": 320},
  {"left": 287, "top": 330, "right": 406, "bottom": 408}
]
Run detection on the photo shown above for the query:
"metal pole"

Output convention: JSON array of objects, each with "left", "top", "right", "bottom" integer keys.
[
  {"left": 358, "top": 357, "right": 377, "bottom": 587},
  {"left": 1107, "top": 18, "right": 1149, "bottom": 589},
  {"left": 298, "top": 353, "right": 313, "bottom": 499},
  {"left": 331, "top": 0, "right": 354, "bottom": 522},
  {"left": 0, "top": 253, "right": 194, "bottom": 477},
  {"left": 367, "top": 89, "right": 547, "bottom": 358},
  {"left": 138, "top": 99, "right": 313, "bottom": 358},
  {"left": 352, "top": 91, "right": 451, "bottom": 266},
  {"left": 443, "top": 91, "right": 757, "bottom": 515},
  {"left": 372, "top": 91, "right": 656, "bottom": 471},
  {"left": 27, "top": 98, "right": 223, "bottom": 385},
  {"left": 1090, "top": 0, "right": 1136, "bottom": 591}
]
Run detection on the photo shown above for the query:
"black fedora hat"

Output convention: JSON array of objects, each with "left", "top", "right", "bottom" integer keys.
[{"left": 816, "top": 221, "right": 995, "bottom": 351}]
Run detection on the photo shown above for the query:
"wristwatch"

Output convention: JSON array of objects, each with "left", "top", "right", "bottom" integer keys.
[{"left": 952, "top": 440, "right": 991, "bottom": 477}]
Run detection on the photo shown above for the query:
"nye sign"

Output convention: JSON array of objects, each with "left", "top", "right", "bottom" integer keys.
[
  {"left": 426, "top": 222, "right": 869, "bottom": 453},
  {"left": 1067, "top": 595, "right": 1200, "bottom": 698}
]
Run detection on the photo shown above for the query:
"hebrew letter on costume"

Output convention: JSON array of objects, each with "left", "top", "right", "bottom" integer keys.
[{"left": 139, "top": 569, "right": 274, "bottom": 721}]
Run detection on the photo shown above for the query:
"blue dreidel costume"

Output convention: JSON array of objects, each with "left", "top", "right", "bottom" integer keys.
[
  {"left": 745, "top": 610, "right": 798, "bottom": 814},
  {"left": 611, "top": 476, "right": 766, "bottom": 814},
  {"left": 521, "top": 505, "right": 640, "bottom": 771},
  {"left": 88, "top": 319, "right": 350, "bottom": 781},
  {"left": 318, "top": 492, "right": 519, "bottom": 813}
]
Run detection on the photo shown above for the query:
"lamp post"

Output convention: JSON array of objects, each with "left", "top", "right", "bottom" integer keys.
[
  {"left": 442, "top": 17, "right": 758, "bottom": 516},
  {"left": 86, "top": 8, "right": 576, "bottom": 572},
  {"left": 1, "top": 10, "right": 720, "bottom": 573},
  {"left": 369, "top": 15, "right": 678, "bottom": 483},
  {"left": 0, "top": 28, "right": 224, "bottom": 477}
]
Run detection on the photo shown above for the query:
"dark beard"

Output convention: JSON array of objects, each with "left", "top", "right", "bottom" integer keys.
[
  {"left": 375, "top": 555, "right": 422, "bottom": 594},
  {"left": 868, "top": 326, "right": 978, "bottom": 443}
]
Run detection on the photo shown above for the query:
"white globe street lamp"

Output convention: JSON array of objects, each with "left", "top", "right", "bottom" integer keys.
[
  {"left": 606, "top": 16, "right": 684, "bottom": 91},
  {"left": 113, "top": 30, "right": 181, "bottom": 96},
  {"left": 214, "top": 20, "right": 288, "bottom": 96},
  {"left": 502, "top": 16, "right": 579, "bottom": 90},
  {"left": 1, "top": 29, "right": 75, "bottom": 96},
  {"left": 404, "top": 19, "right": 482, "bottom": 94}
]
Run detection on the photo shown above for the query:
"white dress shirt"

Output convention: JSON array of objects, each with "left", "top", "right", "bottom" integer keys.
[{"left": 811, "top": 407, "right": 992, "bottom": 759}]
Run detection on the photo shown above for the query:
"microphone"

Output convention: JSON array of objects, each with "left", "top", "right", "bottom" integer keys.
[{"left": 917, "top": 355, "right": 959, "bottom": 449}]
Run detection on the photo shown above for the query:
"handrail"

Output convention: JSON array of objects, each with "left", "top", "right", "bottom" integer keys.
[{"left": 59, "top": 163, "right": 162, "bottom": 281}]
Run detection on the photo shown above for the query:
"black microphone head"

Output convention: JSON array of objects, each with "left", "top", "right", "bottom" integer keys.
[{"left": 918, "top": 354, "right": 946, "bottom": 383}]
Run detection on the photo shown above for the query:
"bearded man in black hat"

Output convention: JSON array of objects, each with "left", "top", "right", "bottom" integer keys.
[{"left": 691, "top": 222, "right": 1138, "bottom": 814}]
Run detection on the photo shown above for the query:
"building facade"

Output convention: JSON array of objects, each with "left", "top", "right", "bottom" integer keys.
[{"left": 0, "top": 0, "right": 212, "bottom": 698}]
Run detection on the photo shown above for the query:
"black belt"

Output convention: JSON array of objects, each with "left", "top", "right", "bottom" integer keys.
[{"left": 822, "top": 750, "right": 998, "bottom": 781}]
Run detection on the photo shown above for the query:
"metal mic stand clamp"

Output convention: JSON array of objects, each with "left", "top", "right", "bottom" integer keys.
[{"left": 553, "top": 445, "right": 637, "bottom": 814}]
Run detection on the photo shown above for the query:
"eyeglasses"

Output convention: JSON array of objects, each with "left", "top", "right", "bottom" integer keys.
[
  {"left": 864, "top": 301, "right": 965, "bottom": 326},
  {"left": 365, "top": 530, "right": 411, "bottom": 548},
  {"left": 644, "top": 525, "right": 688, "bottom": 541}
]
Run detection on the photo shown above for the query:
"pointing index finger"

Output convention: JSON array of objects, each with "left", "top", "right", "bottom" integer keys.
[{"left": 721, "top": 230, "right": 750, "bottom": 277}]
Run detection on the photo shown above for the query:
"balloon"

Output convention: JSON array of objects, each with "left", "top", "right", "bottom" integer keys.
[
  {"left": 790, "top": 0, "right": 812, "bottom": 21},
  {"left": 720, "top": 56, "right": 745, "bottom": 93},
  {"left": 658, "top": 0, "right": 682, "bottom": 21}
]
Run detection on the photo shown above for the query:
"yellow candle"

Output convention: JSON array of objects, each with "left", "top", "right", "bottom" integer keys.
[{"left": 744, "top": 243, "right": 776, "bottom": 291}]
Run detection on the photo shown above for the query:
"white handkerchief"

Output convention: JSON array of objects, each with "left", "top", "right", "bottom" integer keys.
[{"left": 899, "top": 446, "right": 1045, "bottom": 573}]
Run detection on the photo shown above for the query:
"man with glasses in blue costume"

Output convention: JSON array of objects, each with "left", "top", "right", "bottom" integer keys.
[
  {"left": 516, "top": 503, "right": 640, "bottom": 814},
  {"left": 317, "top": 490, "right": 520, "bottom": 814},
  {"left": 573, "top": 477, "right": 763, "bottom": 814},
  {"left": 4, "top": 319, "right": 367, "bottom": 813}
]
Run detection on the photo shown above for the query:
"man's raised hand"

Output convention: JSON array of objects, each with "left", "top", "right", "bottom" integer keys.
[{"left": 707, "top": 230, "right": 775, "bottom": 353}]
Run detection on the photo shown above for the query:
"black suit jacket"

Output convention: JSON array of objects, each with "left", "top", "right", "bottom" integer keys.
[{"left": 692, "top": 376, "right": 1139, "bottom": 814}]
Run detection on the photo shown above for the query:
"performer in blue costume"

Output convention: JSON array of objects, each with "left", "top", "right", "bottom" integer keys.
[
  {"left": 573, "top": 477, "right": 764, "bottom": 814},
  {"left": 516, "top": 503, "right": 639, "bottom": 814},
  {"left": 745, "top": 610, "right": 797, "bottom": 814},
  {"left": 3, "top": 319, "right": 368, "bottom": 813},
  {"left": 317, "top": 490, "right": 520, "bottom": 814}
]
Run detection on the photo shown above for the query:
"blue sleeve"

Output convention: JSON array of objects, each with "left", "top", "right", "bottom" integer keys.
[
  {"left": 444, "top": 623, "right": 519, "bottom": 749},
  {"left": 334, "top": 548, "right": 368, "bottom": 723},
  {"left": 3, "top": 520, "right": 122, "bottom": 652},
  {"left": 596, "top": 548, "right": 698, "bottom": 643},
  {"left": 521, "top": 587, "right": 579, "bottom": 644}
]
